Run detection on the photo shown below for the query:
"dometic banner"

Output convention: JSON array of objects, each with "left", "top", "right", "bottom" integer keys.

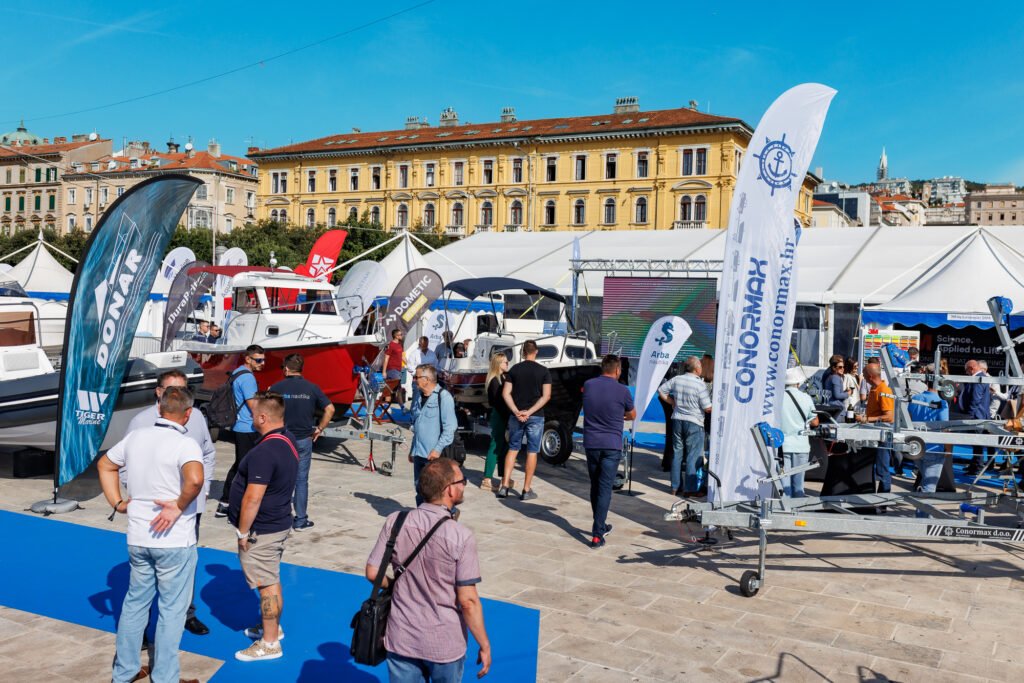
[
  {"left": 631, "top": 316, "right": 692, "bottom": 439},
  {"left": 295, "top": 229, "right": 347, "bottom": 280},
  {"left": 57, "top": 174, "right": 201, "bottom": 486},
  {"left": 708, "top": 83, "right": 835, "bottom": 504},
  {"left": 161, "top": 260, "right": 214, "bottom": 349},
  {"left": 381, "top": 268, "right": 443, "bottom": 342},
  {"left": 335, "top": 260, "right": 387, "bottom": 326}
]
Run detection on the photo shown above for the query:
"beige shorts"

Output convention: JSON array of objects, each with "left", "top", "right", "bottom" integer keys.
[{"left": 239, "top": 528, "right": 291, "bottom": 589}]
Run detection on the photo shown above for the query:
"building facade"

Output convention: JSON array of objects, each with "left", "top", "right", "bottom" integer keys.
[
  {"left": 966, "top": 184, "right": 1024, "bottom": 225},
  {"left": 62, "top": 139, "right": 258, "bottom": 233},
  {"left": 926, "top": 176, "right": 967, "bottom": 205},
  {"left": 0, "top": 124, "right": 111, "bottom": 235},
  {"left": 248, "top": 99, "right": 816, "bottom": 235},
  {"left": 811, "top": 199, "right": 855, "bottom": 227}
]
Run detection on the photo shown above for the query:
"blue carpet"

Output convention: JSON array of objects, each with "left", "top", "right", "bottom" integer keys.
[{"left": 0, "top": 510, "right": 538, "bottom": 682}]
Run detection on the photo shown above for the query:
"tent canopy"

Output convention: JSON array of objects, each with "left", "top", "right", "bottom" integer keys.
[
  {"left": 444, "top": 276, "right": 566, "bottom": 303},
  {"left": 864, "top": 230, "right": 1024, "bottom": 328},
  {"left": 377, "top": 235, "right": 430, "bottom": 296},
  {"left": 5, "top": 242, "right": 75, "bottom": 299}
]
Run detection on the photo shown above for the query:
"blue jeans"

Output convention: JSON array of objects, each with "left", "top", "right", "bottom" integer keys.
[
  {"left": 508, "top": 414, "right": 544, "bottom": 453},
  {"left": 293, "top": 436, "right": 313, "bottom": 526},
  {"left": 782, "top": 450, "right": 809, "bottom": 498},
  {"left": 670, "top": 419, "right": 704, "bottom": 493},
  {"left": 874, "top": 447, "right": 892, "bottom": 493},
  {"left": 918, "top": 451, "right": 946, "bottom": 494},
  {"left": 113, "top": 545, "right": 197, "bottom": 683},
  {"left": 387, "top": 652, "right": 465, "bottom": 683},
  {"left": 585, "top": 449, "right": 621, "bottom": 539}
]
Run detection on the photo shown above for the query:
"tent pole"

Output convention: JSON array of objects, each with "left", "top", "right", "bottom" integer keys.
[
  {"left": 407, "top": 232, "right": 477, "bottom": 279},
  {"left": 326, "top": 232, "right": 404, "bottom": 276}
]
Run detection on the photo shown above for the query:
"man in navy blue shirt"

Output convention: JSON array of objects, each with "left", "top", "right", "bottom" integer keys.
[
  {"left": 270, "top": 354, "right": 335, "bottom": 532},
  {"left": 957, "top": 359, "right": 991, "bottom": 475},
  {"left": 582, "top": 355, "right": 636, "bottom": 549}
]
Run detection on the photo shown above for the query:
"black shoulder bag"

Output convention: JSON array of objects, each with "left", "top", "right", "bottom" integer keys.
[
  {"left": 436, "top": 389, "right": 467, "bottom": 465},
  {"left": 350, "top": 512, "right": 450, "bottom": 665}
]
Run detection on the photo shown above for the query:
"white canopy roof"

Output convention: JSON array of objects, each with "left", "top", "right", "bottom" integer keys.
[
  {"left": 377, "top": 235, "right": 431, "bottom": 296},
  {"left": 5, "top": 241, "right": 75, "bottom": 296},
  {"left": 422, "top": 226, "right": 1023, "bottom": 306}
]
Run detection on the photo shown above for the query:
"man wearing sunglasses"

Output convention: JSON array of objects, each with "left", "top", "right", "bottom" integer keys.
[{"left": 216, "top": 345, "right": 266, "bottom": 518}]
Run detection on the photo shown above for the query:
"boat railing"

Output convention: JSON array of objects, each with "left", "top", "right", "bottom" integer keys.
[
  {"left": 217, "top": 293, "right": 380, "bottom": 347},
  {"left": 0, "top": 299, "right": 45, "bottom": 348},
  {"left": 493, "top": 330, "right": 595, "bottom": 366}
]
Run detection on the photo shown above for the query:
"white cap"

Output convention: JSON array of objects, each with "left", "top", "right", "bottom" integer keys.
[{"left": 785, "top": 367, "right": 806, "bottom": 386}]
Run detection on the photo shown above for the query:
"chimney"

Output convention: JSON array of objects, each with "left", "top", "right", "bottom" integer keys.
[
  {"left": 71, "top": 133, "right": 87, "bottom": 142},
  {"left": 208, "top": 138, "right": 221, "bottom": 157},
  {"left": 405, "top": 116, "right": 420, "bottom": 130},
  {"left": 688, "top": 100, "right": 698, "bottom": 111},
  {"left": 42, "top": 138, "right": 49, "bottom": 144},
  {"left": 439, "top": 107, "right": 459, "bottom": 127},
  {"left": 613, "top": 97, "right": 639, "bottom": 114},
  {"left": 814, "top": 166, "right": 824, "bottom": 179},
  {"left": 352, "top": 127, "right": 361, "bottom": 133},
  {"left": 167, "top": 137, "right": 179, "bottom": 153},
  {"left": 247, "top": 146, "right": 260, "bottom": 155},
  {"left": 500, "top": 106, "right": 516, "bottom": 123},
  {"left": 54, "top": 136, "right": 67, "bottom": 144}
]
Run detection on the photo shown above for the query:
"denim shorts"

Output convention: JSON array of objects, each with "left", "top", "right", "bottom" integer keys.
[{"left": 508, "top": 414, "right": 544, "bottom": 453}]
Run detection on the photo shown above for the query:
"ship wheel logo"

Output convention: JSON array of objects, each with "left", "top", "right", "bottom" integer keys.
[{"left": 754, "top": 134, "right": 798, "bottom": 196}]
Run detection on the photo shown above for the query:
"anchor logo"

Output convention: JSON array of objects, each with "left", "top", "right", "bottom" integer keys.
[
  {"left": 655, "top": 321, "right": 674, "bottom": 345},
  {"left": 754, "top": 134, "right": 798, "bottom": 196}
]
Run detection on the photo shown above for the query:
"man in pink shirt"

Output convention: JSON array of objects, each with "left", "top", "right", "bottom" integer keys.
[{"left": 365, "top": 459, "right": 492, "bottom": 681}]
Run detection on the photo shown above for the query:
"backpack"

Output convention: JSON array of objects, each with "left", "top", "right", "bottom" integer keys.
[{"left": 206, "top": 368, "right": 252, "bottom": 429}]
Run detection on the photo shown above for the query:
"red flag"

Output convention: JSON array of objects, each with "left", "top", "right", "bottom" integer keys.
[{"left": 297, "top": 229, "right": 348, "bottom": 279}]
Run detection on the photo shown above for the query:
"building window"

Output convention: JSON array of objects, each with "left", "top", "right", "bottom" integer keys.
[
  {"left": 4, "top": 169, "right": 11, "bottom": 183},
  {"left": 680, "top": 195, "right": 692, "bottom": 220},
  {"left": 636, "top": 152, "right": 649, "bottom": 179},
  {"left": 35, "top": 168, "right": 41, "bottom": 183},
  {"left": 327, "top": 208, "right": 336, "bottom": 227},
  {"left": 635, "top": 197, "right": 648, "bottom": 223},
  {"left": 349, "top": 207, "right": 358, "bottom": 221},
  {"left": 425, "top": 163, "right": 435, "bottom": 187},
  {"left": 397, "top": 203, "right": 408, "bottom": 227},
  {"left": 573, "top": 199, "right": 585, "bottom": 225},
  {"left": 48, "top": 194, "right": 55, "bottom": 211},
  {"left": 226, "top": 188, "right": 235, "bottom": 204},
  {"left": 194, "top": 210, "right": 210, "bottom": 229},
  {"left": 424, "top": 203, "right": 435, "bottom": 227},
  {"left": 603, "top": 198, "right": 615, "bottom": 224},
  {"left": 605, "top": 154, "right": 617, "bottom": 180},
  {"left": 271, "top": 172, "right": 287, "bottom": 194},
  {"left": 306, "top": 208, "right": 316, "bottom": 227},
  {"left": 3, "top": 197, "right": 9, "bottom": 211},
  {"left": 225, "top": 218, "right": 233, "bottom": 231},
  {"left": 398, "top": 164, "right": 409, "bottom": 189},
  {"left": 270, "top": 209, "right": 279, "bottom": 222},
  {"left": 19, "top": 169, "right": 25, "bottom": 183},
  {"left": 68, "top": 188, "right": 76, "bottom": 204},
  {"left": 481, "top": 201, "right": 493, "bottom": 226},
  {"left": 510, "top": 200, "right": 523, "bottom": 225},
  {"left": 735, "top": 149, "right": 743, "bottom": 174},
  {"left": 328, "top": 169, "right": 338, "bottom": 192},
  {"left": 682, "top": 149, "right": 693, "bottom": 176},
  {"left": 306, "top": 170, "right": 316, "bottom": 193},
  {"left": 696, "top": 148, "right": 707, "bottom": 175},
  {"left": 371, "top": 166, "right": 381, "bottom": 190},
  {"left": 575, "top": 155, "right": 587, "bottom": 181},
  {"left": 18, "top": 196, "right": 25, "bottom": 211},
  {"left": 546, "top": 157, "right": 557, "bottom": 182},
  {"left": 33, "top": 195, "right": 40, "bottom": 211},
  {"left": 196, "top": 184, "right": 207, "bottom": 200},
  {"left": 100, "top": 188, "right": 108, "bottom": 204},
  {"left": 512, "top": 158, "right": 523, "bottom": 183},
  {"left": 85, "top": 215, "right": 93, "bottom": 230},
  {"left": 695, "top": 194, "right": 707, "bottom": 221},
  {"left": 544, "top": 200, "right": 556, "bottom": 225},
  {"left": 452, "top": 202, "right": 464, "bottom": 226},
  {"left": 482, "top": 160, "right": 494, "bottom": 185},
  {"left": 85, "top": 188, "right": 93, "bottom": 205},
  {"left": 279, "top": 209, "right": 288, "bottom": 223},
  {"left": 453, "top": 161, "right": 464, "bottom": 186},
  {"left": 245, "top": 191, "right": 253, "bottom": 208},
  {"left": 68, "top": 215, "right": 76, "bottom": 231},
  {"left": 348, "top": 168, "right": 359, "bottom": 191},
  {"left": 370, "top": 206, "right": 381, "bottom": 225}
]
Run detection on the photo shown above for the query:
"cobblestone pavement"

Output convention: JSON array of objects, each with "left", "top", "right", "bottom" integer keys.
[{"left": 2, "top": 427, "right": 1023, "bottom": 682}]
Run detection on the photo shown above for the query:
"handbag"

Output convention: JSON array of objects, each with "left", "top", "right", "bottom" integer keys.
[
  {"left": 436, "top": 389, "right": 467, "bottom": 465},
  {"left": 350, "top": 512, "right": 449, "bottom": 666}
]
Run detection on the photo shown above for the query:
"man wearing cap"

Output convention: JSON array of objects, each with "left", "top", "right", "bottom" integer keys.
[{"left": 779, "top": 368, "right": 819, "bottom": 498}]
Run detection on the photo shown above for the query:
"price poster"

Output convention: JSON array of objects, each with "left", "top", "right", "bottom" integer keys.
[{"left": 861, "top": 327, "right": 920, "bottom": 359}]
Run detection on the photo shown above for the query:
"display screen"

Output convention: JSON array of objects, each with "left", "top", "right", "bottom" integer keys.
[{"left": 601, "top": 277, "right": 717, "bottom": 362}]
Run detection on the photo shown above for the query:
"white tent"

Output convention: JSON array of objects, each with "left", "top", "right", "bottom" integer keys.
[
  {"left": 377, "top": 234, "right": 431, "bottom": 296},
  {"left": 5, "top": 240, "right": 75, "bottom": 298},
  {"left": 864, "top": 229, "right": 1024, "bottom": 328}
]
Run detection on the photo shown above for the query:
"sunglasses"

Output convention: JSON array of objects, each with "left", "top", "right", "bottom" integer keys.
[
  {"left": 251, "top": 357, "right": 266, "bottom": 364},
  {"left": 448, "top": 477, "right": 467, "bottom": 487}
]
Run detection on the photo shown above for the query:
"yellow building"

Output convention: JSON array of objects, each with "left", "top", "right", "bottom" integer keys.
[{"left": 249, "top": 98, "right": 815, "bottom": 235}]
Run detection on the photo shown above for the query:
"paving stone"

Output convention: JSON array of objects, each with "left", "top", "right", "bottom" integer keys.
[
  {"left": 760, "top": 585, "right": 859, "bottom": 613},
  {"left": 868, "top": 656, "right": 988, "bottom": 683},
  {"left": 832, "top": 631, "right": 943, "bottom": 667},
  {"left": 941, "top": 650, "right": 1024, "bottom": 682},
  {"left": 567, "top": 663, "right": 659, "bottom": 682},
  {"left": 736, "top": 612, "right": 840, "bottom": 647},
  {"left": 536, "top": 651, "right": 589, "bottom": 682},
  {"left": 716, "top": 649, "right": 836, "bottom": 682},
  {"left": 851, "top": 601, "right": 953, "bottom": 631},
  {"left": 541, "top": 609, "right": 639, "bottom": 646},
  {"left": 633, "top": 653, "right": 739, "bottom": 682},
  {"left": 892, "top": 622, "right": 995, "bottom": 657},
  {"left": 543, "top": 633, "right": 652, "bottom": 672}
]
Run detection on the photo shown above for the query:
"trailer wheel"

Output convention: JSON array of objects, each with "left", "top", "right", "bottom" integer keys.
[
  {"left": 903, "top": 436, "right": 926, "bottom": 461},
  {"left": 937, "top": 380, "right": 956, "bottom": 401},
  {"left": 540, "top": 419, "right": 573, "bottom": 465},
  {"left": 739, "top": 570, "right": 761, "bottom": 597}
]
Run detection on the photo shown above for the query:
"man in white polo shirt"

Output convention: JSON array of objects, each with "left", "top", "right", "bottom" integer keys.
[{"left": 98, "top": 386, "right": 204, "bottom": 683}]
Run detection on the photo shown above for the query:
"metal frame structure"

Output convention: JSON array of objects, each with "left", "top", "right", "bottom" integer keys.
[{"left": 323, "top": 366, "right": 405, "bottom": 475}]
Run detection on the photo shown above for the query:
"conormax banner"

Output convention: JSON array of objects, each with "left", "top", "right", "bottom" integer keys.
[
  {"left": 708, "top": 83, "right": 835, "bottom": 504},
  {"left": 56, "top": 175, "right": 201, "bottom": 486},
  {"left": 631, "top": 315, "right": 692, "bottom": 439}
]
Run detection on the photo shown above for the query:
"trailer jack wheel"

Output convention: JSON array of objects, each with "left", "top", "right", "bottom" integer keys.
[{"left": 739, "top": 570, "right": 761, "bottom": 597}]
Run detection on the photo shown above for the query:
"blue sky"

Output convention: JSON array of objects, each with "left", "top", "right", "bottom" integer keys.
[{"left": 3, "top": 1, "right": 1023, "bottom": 185}]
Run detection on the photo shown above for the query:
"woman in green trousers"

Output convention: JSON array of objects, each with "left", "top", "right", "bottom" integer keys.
[{"left": 482, "top": 352, "right": 513, "bottom": 491}]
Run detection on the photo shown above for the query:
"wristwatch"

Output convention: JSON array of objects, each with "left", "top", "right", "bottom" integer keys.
[{"left": 235, "top": 527, "right": 247, "bottom": 539}]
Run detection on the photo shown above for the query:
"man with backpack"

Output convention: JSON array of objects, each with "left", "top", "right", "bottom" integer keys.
[
  {"left": 409, "top": 364, "right": 457, "bottom": 507},
  {"left": 215, "top": 345, "right": 265, "bottom": 518}
]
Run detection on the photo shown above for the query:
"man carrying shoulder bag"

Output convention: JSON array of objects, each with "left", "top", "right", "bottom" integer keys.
[
  {"left": 409, "top": 364, "right": 460, "bottom": 505},
  {"left": 362, "top": 459, "right": 492, "bottom": 681}
]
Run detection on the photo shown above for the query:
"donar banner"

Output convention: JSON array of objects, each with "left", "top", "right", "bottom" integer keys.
[
  {"left": 56, "top": 175, "right": 201, "bottom": 486},
  {"left": 631, "top": 316, "right": 692, "bottom": 439},
  {"left": 708, "top": 83, "right": 835, "bottom": 504}
]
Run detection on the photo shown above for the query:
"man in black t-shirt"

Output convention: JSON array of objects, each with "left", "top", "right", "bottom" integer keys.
[
  {"left": 228, "top": 392, "right": 299, "bottom": 663},
  {"left": 498, "top": 340, "right": 552, "bottom": 501},
  {"left": 270, "top": 354, "right": 335, "bottom": 531}
]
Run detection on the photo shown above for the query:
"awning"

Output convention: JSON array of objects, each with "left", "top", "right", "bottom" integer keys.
[{"left": 444, "top": 276, "right": 566, "bottom": 303}]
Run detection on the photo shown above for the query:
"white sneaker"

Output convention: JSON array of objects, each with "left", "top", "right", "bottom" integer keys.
[
  {"left": 235, "top": 638, "right": 283, "bottom": 662},
  {"left": 244, "top": 625, "right": 284, "bottom": 641}
]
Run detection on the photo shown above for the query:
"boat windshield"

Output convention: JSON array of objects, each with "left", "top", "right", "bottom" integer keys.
[
  {"left": 263, "top": 286, "right": 338, "bottom": 315},
  {"left": 0, "top": 310, "right": 36, "bottom": 347}
]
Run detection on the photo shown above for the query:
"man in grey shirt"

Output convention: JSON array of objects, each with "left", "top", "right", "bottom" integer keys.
[{"left": 658, "top": 355, "right": 712, "bottom": 497}]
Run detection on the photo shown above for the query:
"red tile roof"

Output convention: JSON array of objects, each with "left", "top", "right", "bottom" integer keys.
[
  {"left": 249, "top": 107, "right": 747, "bottom": 158},
  {"left": 0, "top": 138, "right": 108, "bottom": 158},
  {"left": 66, "top": 149, "right": 257, "bottom": 176}
]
